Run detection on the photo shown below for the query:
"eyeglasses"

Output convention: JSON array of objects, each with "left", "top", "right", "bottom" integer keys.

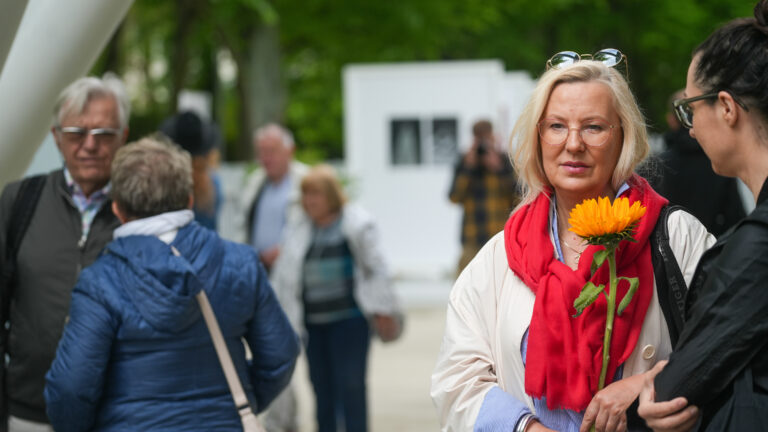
[
  {"left": 673, "top": 92, "right": 749, "bottom": 129},
  {"left": 538, "top": 119, "right": 619, "bottom": 147},
  {"left": 56, "top": 126, "right": 122, "bottom": 144},
  {"left": 546, "top": 48, "right": 628, "bottom": 77}
]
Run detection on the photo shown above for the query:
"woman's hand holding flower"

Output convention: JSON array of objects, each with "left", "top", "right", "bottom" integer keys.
[{"left": 579, "top": 373, "right": 645, "bottom": 432}]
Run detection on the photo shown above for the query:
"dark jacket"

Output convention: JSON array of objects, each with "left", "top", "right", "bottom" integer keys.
[
  {"left": 44, "top": 222, "right": 300, "bottom": 432},
  {"left": 653, "top": 129, "right": 745, "bottom": 237},
  {"left": 0, "top": 169, "right": 119, "bottom": 422},
  {"left": 655, "top": 178, "right": 768, "bottom": 429}
]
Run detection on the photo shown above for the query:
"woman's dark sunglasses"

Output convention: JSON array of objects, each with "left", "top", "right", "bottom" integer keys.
[{"left": 546, "top": 48, "right": 628, "bottom": 75}]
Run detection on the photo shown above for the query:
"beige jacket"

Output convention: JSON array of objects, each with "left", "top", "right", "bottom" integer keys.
[{"left": 430, "top": 210, "right": 715, "bottom": 431}]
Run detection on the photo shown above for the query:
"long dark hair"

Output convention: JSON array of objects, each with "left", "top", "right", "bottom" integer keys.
[{"left": 693, "top": 0, "right": 768, "bottom": 120}]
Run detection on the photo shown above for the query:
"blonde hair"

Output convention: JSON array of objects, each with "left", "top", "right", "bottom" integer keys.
[
  {"left": 300, "top": 164, "right": 347, "bottom": 214},
  {"left": 510, "top": 61, "right": 649, "bottom": 207}
]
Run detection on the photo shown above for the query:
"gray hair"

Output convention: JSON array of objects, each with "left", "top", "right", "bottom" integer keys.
[
  {"left": 53, "top": 73, "right": 130, "bottom": 129},
  {"left": 253, "top": 123, "right": 295, "bottom": 149},
  {"left": 111, "top": 135, "right": 192, "bottom": 219}
]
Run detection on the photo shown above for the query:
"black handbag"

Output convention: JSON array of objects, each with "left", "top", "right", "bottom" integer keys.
[{"left": 700, "top": 367, "right": 768, "bottom": 431}]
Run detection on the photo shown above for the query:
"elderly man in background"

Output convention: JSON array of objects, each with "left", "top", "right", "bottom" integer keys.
[
  {"left": 238, "top": 123, "right": 308, "bottom": 432},
  {"left": 0, "top": 74, "right": 129, "bottom": 432},
  {"left": 241, "top": 123, "right": 308, "bottom": 272}
]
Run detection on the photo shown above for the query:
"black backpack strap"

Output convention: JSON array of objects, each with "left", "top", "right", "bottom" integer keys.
[
  {"left": 627, "top": 204, "right": 690, "bottom": 431},
  {"left": 2, "top": 174, "right": 47, "bottom": 291},
  {"left": 650, "top": 204, "right": 689, "bottom": 347},
  {"left": 0, "top": 174, "right": 46, "bottom": 429}
]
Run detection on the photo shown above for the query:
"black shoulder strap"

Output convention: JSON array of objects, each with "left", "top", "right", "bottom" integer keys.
[
  {"left": 2, "top": 174, "right": 47, "bottom": 321},
  {"left": 650, "top": 204, "right": 689, "bottom": 347},
  {"left": 5, "top": 175, "right": 47, "bottom": 264}
]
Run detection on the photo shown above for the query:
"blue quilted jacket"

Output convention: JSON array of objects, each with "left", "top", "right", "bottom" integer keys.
[{"left": 44, "top": 223, "right": 300, "bottom": 431}]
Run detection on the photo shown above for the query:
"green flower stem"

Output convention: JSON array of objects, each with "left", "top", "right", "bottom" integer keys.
[{"left": 598, "top": 247, "right": 618, "bottom": 391}]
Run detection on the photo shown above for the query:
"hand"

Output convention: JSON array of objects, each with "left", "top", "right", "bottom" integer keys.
[
  {"left": 259, "top": 246, "right": 280, "bottom": 269},
  {"left": 637, "top": 361, "right": 699, "bottom": 432},
  {"left": 580, "top": 373, "right": 645, "bottom": 432},
  {"left": 481, "top": 148, "right": 504, "bottom": 172},
  {"left": 373, "top": 314, "right": 401, "bottom": 342},
  {"left": 463, "top": 141, "right": 480, "bottom": 167}
]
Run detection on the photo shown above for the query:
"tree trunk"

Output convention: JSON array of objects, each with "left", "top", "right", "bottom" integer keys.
[
  {"left": 246, "top": 22, "right": 286, "bottom": 142},
  {"left": 170, "top": 0, "right": 195, "bottom": 113},
  {"left": 234, "top": 63, "right": 252, "bottom": 160}
]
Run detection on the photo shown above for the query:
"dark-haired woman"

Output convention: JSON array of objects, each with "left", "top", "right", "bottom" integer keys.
[{"left": 639, "top": 1, "right": 768, "bottom": 430}]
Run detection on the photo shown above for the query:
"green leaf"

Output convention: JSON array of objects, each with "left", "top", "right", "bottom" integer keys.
[
  {"left": 591, "top": 249, "right": 610, "bottom": 275},
  {"left": 573, "top": 282, "right": 605, "bottom": 317},
  {"left": 617, "top": 276, "right": 640, "bottom": 316}
]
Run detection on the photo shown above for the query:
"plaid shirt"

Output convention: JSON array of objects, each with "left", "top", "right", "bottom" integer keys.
[
  {"left": 448, "top": 155, "right": 520, "bottom": 248},
  {"left": 64, "top": 168, "right": 111, "bottom": 244}
]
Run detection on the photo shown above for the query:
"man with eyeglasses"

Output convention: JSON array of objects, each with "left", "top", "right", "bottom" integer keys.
[{"left": 0, "top": 74, "right": 129, "bottom": 432}]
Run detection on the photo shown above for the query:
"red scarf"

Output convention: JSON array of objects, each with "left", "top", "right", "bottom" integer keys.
[{"left": 504, "top": 174, "right": 667, "bottom": 411}]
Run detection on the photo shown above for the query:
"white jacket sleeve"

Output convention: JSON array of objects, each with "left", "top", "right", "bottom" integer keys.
[{"left": 431, "top": 241, "right": 517, "bottom": 432}]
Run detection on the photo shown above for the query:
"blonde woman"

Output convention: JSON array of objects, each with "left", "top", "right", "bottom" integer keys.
[
  {"left": 431, "top": 53, "right": 715, "bottom": 432},
  {"left": 271, "top": 164, "right": 402, "bottom": 432}
]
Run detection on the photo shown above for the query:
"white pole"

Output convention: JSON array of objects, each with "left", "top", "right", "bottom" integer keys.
[
  {"left": 0, "top": 0, "right": 135, "bottom": 188},
  {"left": 0, "top": 0, "right": 30, "bottom": 76}
]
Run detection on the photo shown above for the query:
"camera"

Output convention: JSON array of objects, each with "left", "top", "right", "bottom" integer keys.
[{"left": 477, "top": 140, "right": 489, "bottom": 156}]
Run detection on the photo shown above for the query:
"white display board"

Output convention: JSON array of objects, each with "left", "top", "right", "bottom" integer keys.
[{"left": 343, "top": 60, "right": 534, "bottom": 280}]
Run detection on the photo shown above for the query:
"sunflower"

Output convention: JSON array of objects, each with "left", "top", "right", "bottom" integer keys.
[
  {"left": 568, "top": 197, "right": 646, "bottom": 246},
  {"left": 568, "top": 196, "right": 648, "bottom": 400}
]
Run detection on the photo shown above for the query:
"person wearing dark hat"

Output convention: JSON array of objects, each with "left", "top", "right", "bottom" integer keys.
[{"left": 160, "top": 111, "right": 223, "bottom": 231}]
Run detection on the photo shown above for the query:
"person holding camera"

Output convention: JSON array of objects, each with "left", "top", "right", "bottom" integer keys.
[{"left": 448, "top": 120, "right": 520, "bottom": 274}]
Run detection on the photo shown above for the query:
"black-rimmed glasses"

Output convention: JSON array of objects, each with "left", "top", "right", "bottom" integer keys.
[{"left": 672, "top": 93, "right": 750, "bottom": 129}]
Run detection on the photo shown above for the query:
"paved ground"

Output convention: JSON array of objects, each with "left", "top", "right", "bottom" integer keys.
[{"left": 291, "top": 287, "right": 450, "bottom": 432}]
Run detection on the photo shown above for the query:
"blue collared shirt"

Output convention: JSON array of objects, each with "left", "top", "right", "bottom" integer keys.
[{"left": 64, "top": 168, "right": 111, "bottom": 244}]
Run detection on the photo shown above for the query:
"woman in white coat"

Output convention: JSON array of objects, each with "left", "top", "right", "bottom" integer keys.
[
  {"left": 271, "top": 164, "right": 401, "bottom": 432},
  {"left": 431, "top": 54, "right": 715, "bottom": 432}
]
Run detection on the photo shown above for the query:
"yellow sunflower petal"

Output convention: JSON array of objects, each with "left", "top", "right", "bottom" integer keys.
[{"left": 567, "top": 196, "right": 647, "bottom": 241}]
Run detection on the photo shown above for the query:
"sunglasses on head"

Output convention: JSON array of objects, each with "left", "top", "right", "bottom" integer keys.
[{"left": 546, "top": 48, "right": 628, "bottom": 77}]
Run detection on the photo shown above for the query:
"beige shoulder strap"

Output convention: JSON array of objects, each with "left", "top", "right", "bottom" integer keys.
[{"left": 171, "top": 246, "right": 265, "bottom": 432}]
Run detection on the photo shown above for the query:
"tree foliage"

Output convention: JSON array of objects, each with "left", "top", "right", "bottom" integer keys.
[{"left": 91, "top": 0, "right": 755, "bottom": 161}]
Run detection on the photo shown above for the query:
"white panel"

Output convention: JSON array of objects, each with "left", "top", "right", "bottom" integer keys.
[{"left": 343, "top": 61, "right": 534, "bottom": 279}]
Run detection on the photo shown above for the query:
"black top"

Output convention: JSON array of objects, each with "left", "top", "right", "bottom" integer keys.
[{"left": 655, "top": 177, "right": 768, "bottom": 428}]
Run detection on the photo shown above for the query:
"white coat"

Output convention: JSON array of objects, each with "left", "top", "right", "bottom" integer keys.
[
  {"left": 430, "top": 210, "right": 715, "bottom": 431},
  {"left": 270, "top": 203, "right": 402, "bottom": 332}
]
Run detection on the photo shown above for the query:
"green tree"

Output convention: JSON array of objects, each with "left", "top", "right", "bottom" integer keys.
[{"left": 91, "top": 0, "right": 756, "bottom": 162}]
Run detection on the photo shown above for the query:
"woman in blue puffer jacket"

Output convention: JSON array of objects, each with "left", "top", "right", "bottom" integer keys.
[{"left": 44, "top": 136, "right": 300, "bottom": 431}]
